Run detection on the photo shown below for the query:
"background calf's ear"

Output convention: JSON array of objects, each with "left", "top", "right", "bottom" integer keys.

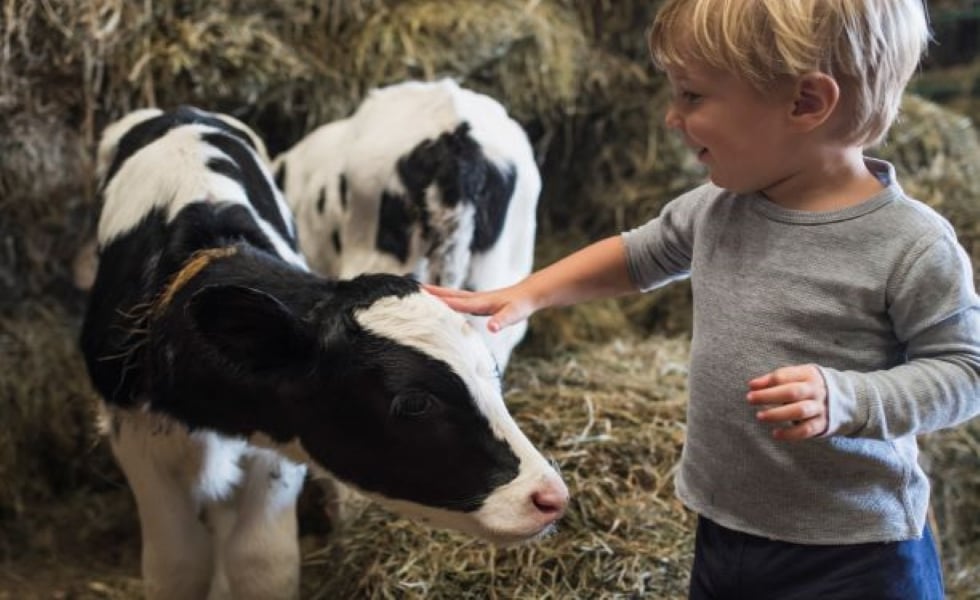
[{"left": 187, "top": 284, "right": 316, "bottom": 372}]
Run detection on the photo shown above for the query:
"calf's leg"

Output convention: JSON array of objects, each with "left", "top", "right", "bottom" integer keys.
[
  {"left": 221, "top": 449, "right": 306, "bottom": 600},
  {"left": 110, "top": 419, "right": 214, "bottom": 599}
]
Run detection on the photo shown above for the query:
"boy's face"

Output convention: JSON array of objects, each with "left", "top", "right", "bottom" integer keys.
[{"left": 663, "top": 62, "right": 800, "bottom": 195}]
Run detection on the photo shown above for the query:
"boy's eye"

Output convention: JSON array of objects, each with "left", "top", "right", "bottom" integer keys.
[{"left": 679, "top": 90, "right": 702, "bottom": 104}]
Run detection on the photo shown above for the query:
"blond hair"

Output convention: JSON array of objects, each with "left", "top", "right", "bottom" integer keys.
[{"left": 648, "top": 0, "right": 930, "bottom": 147}]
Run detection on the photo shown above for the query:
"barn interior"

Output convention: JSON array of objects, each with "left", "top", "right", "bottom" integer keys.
[{"left": 1, "top": 1, "right": 978, "bottom": 598}]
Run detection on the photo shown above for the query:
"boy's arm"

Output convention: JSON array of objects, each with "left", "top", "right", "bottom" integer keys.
[
  {"left": 820, "top": 235, "right": 980, "bottom": 438},
  {"left": 820, "top": 315, "right": 980, "bottom": 438},
  {"left": 428, "top": 186, "right": 708, "bottom": 330},
  {"left": 425, "top": 235, "right": 636, "bottom": 332}
]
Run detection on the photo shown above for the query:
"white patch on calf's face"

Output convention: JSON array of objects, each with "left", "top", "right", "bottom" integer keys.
[
  {"left": 357, "top": 465, "right": 567, "bottom": 546},
  {"left": 354, "top": 291, "right": 500, "bottom": 403},
  {"left": 353, "top": 290, "right": 558, "bottom": 479}
]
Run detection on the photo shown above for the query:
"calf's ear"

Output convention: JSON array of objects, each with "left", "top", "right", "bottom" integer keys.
[{"left": 187, "top": 284, "right": 316, "bottom": 372}]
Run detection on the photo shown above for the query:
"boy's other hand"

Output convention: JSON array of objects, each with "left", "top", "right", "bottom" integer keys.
[
  {"left": 422, "top": 284, "right": 533, "bottom": 333},
  {"left": 747, "top": 365, "right": 829, "bottom": 441}
]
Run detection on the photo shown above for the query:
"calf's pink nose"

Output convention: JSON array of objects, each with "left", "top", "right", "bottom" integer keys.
[{"left": 531, "top": 480, "right": 569, "bottom": 517}]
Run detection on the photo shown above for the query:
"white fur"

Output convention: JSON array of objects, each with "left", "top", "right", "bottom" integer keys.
[
  {"left": 102, "top": 407, "right": 305, "bottom": 600},
  {"left": 98, "top": 119, "right": 303, "bottom": 267},
  {"left": 275, "top": 79, "right": 541, "bottom": 368}
]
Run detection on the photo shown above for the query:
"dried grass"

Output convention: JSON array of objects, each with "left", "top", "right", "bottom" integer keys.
[
  {"left": 0, "top": 301, "right": 115, "bottom": 533},
  {"left": 874, "top": 95, "right": 980, "bottom": 281}
]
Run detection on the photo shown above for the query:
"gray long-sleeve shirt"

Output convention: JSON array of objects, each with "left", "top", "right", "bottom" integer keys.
[{"left": 622, "top": 159, "right": 980, "bottom": 544}]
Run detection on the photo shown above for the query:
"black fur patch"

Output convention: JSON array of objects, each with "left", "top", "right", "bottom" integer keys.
[
  {"left": 376, "top": 191, "right": 415, "bottom": 264},
  {"left": 80, "top": 202, "right": 284, "bottom": 407},
  {"left": 273, "top": 161, "right": 287, "bottom": 191},
  {"left": 393, "top": 122, "right": 516, "bottom": 254},
  {"left": 296, "top": 330, "right": 520, "bottom": 511},
  {"left": 470, "top": 161, "right": 516, "bottom": 252},
  {"left": 101, "top": 106, "right": 258, "bottom": 188},
  {"left": 202, "top": 131, "right": 296, "bottom": 249},
  {"left": 80, "top": 208, "right": 169, "bottom": 406},
  {"left": 339, "top": 173, "right": 349, "bottom": 211},
  {"left": 316, "top": 187, "right": 326, "bottom": 215}
]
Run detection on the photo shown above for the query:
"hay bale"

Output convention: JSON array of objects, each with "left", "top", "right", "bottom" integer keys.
[
  {"left": 0, "top": 301, "right": 120, "bottom": 548},
  {"left": 340, "top": 0, "right": 587, "bottom": 119},
  {"left": 560, "top": 0, "right": 660, "bottom": 62},
  {"left": 0, "top": 0, "right": 614, "bottom": 153},
  {"left": 0, "top": 113, "right": 91, "bottom": 308},
  {"left": 909, "top": 59, "right": 980, "bottom": 126},
  {"left": 920, "top": 421, "right": 980, "bottom": 597},
  {"left": 874, "top": 94, "right": 980, "bottom": 282}
]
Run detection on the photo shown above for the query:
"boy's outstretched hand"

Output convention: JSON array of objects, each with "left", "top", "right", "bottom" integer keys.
[
  {"left": 423, "top": 284, "right": 534, "bottom": 333},
  {"left": 747, "top": 365, "right": 829, "bottom": 441}
]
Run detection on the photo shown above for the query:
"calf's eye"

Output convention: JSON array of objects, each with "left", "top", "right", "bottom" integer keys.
[{"left": 390, "top": 392, "right": 435, "bottom": 418}]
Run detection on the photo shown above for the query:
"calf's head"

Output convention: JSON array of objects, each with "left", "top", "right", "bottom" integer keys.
[{"left": 181, "top": 272, "right": 567, "bottom": 545}]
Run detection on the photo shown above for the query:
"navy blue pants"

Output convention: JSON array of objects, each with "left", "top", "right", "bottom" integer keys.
[{"left": 689, "top": 516, "right": 944, "bottom": 600}]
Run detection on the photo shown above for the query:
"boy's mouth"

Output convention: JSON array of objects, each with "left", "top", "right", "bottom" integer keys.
[{"left": 683, "top": 138, "right": 708, "bottom": 162}]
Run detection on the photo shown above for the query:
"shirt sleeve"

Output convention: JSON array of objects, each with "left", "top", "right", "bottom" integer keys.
[
  {"left": 821, "top": 232, "right": 980, "bottom": 438},
  {"left": 621, "top": 185, "right": 710, "bottom": 291}
]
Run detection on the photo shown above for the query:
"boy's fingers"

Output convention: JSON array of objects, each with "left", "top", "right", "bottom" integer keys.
[
  {"left": 746, "top": 381, "right": 817, "bottom": 405},
  {"left": 748, "top": 365, "right": 828, "bottom": 441},
  {"left": 491, "top": 305, "right": 528, "bottom": 332},
  {"left": 441, "top": 296, "right": 497, "bottom": 316},
  {"left": 747, "top": 373, "right": 774, "bottom": 390},
  {"left": 769, "top": 365, "right": 820, "bottom": 384},
  {"left": 748, "top": 364, "right": 821, "bottom": 391},
  {"left": 755, "top": 399, "right": 823, "bottom": 422},
  {"left": 422, "top": 284, "right": 473, "bottom": 298},
  {"left": 422, "top": 284, "right": 528, "bottom": 331}
]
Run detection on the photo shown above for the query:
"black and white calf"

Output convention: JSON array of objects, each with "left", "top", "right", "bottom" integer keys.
[
  {"left": 273, "top": 79, "right": 541, "bottom": 369},
  {"left": 80, "top": 106, "right": 567, "bottom": 600}
]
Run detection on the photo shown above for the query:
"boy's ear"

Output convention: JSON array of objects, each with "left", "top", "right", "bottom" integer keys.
[
  {"left": 187, "top": 284, "right": 317, "bottom": 372},
  {"left": 789, "top": 72, "right": 839, "bottom": 131}
]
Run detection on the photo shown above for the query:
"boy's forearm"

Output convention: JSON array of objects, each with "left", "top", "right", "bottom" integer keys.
[{"left": 521, "top": 235, "right": 636, "bottom": 313}]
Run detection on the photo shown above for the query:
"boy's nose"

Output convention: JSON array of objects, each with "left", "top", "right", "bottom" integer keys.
[{"left": 664, "top": 106, "right": 682, "bottom": 130}]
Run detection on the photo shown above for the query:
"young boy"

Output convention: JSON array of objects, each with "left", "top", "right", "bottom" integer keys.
[{"left": 428, "top": 1, "right": 980, "bottom": 598}]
